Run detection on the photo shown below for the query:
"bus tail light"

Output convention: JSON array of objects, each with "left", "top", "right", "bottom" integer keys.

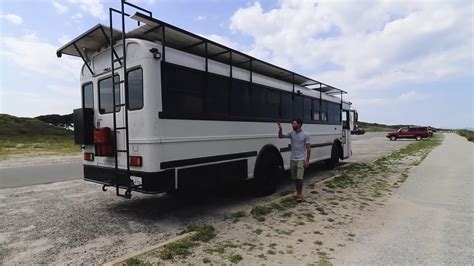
[
  {"left": 84, "top": 152, "right": 94, "bottom": 161},
  {"left": 130, "top": 156, "right": 142, "bottom": 166}
]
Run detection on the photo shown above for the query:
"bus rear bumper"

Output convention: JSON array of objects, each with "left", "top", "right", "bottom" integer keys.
[{"left": 83, "top": 165, "right": 175, "bottom": 194}]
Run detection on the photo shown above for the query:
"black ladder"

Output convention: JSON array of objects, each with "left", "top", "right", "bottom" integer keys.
[{"left": 109, "top": 0, "right": 152, "bottom": 198}]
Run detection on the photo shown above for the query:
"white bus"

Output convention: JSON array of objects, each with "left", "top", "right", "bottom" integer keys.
[{"left": 57, "top": 2, "right": 358, "bottom": 198}]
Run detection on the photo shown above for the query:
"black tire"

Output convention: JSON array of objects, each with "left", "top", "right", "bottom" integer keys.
[
  {"left": 325, "top": 144, "right": 340, "bottom": 170},
  {"left": 252, "top": 152, "right": 282, "bottom": 196},
  {"left": 390, "top": 136, "right": 397, "bottom": 141},
  {"left": 415, "top": 135, "right": 422, "bottom": 141}
]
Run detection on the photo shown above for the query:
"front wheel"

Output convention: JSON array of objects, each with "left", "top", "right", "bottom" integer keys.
[
  {"left": 325, "top": 144, "right": 340, "bottom": 170},
  {"left": 415, "top": 135, "right": 422, "bottom": 141},
  {"left": 390, "top": 136, "right": 397, "bottom": 141},
  {"left": 252, "top": 152, "right": 282, "bottom": 196}
]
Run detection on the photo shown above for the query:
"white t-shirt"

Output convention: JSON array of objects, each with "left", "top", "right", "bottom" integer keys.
[{"left": 285, "top": 130, "right": 311, "bottom": 160}]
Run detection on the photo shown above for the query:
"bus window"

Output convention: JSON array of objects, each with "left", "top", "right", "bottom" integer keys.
[
  {"left": 82, "top": 82, "right": 93, "bottom": 109},
  {"left": 312, "top": 99, "right": 320, "bottom": 121},
  {"left": 98, "top": 74, "right": 120, "bottom": 114},
  {"left": 230, "top": 79, "right": 250, "bottom": 117},
  {"left": 303, "top": 97, "right": 312, "bottom": 122},
  {"left": 280, "top": 92, "right": 293, "bottom": 119},
  {"left": 205, "top": 73, "right": 229, "bottom": 115},
  {"left": 320, "top": 101, "right": 328, "bottom": 121},
  {"left": 127, "top": 68, "right": 143, "bottom": 110}
]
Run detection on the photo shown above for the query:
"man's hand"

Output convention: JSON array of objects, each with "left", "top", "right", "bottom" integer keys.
[{"left": 304, "top": 160, "right": 309, "bottom": 168}]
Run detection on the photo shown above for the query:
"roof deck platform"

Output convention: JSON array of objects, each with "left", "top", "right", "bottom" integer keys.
[{"left": 57, "top": 12, "right": 346, "bottom": 96}]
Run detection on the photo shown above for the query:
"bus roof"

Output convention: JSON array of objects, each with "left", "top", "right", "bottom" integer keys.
[{"left": 57, "top": 12, "right": 346, "bottom": 96}]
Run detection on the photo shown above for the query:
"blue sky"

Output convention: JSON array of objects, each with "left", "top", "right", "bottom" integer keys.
[{"left": 0, "top": 0, "right": 472, "bottom": 129}]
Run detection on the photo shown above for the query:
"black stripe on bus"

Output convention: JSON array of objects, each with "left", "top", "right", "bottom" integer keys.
[
  {"left": 280, "top": 142, "right": 333, "bottom": 153},
  {"left": 160, "top": 151, "right": 258, "bottom": 169}
]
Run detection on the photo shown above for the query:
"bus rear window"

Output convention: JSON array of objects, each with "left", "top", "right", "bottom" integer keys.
[
  {"left": 127, "top": 68, "right": 143, "bottom": 110},
  {"left": 99, "top": 74, "right": 120, "bottom": 114},
  {"left": 82, "top": 83, "right": 94, "bottom": 109}
]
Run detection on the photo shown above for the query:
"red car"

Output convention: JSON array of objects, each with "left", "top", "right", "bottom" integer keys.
[{"left": 386, "top": 127, "right": 431, "bottom": 141}]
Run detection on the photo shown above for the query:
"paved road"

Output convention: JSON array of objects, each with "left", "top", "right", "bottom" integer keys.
[
  {"left": 0, "top": 158, "right": 82, "bottom": 189},
  {"left": 335, "top": 133, "right": 474, "bottom": 265}
]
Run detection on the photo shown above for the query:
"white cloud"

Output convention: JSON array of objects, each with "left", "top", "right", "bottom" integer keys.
[
  {"left": 398, "top": 91, "right": 424, "bottom": 102},
  {"left": 68, "top": 0, "right": 105, "bottom": 20},
  {"left": 0, "top": 34, "right": 83, "bottom": 117},
  {"left": 0, "top": 34, "right": 82, "bottom": 82},
  {"left": 229, "top": 0, "right": 473, "bottom": 94},
  {"left": 0, "top": 13, "right": 23, "bottom": 24},
  {"left": 72, "top": 13, "right": 83, "bottom": 23},
  {"left": 195, "top": 15, "right": 207, "bottom": 21},
  {"left": 51, "top": 1, "right": 69, "bottom": 14}
]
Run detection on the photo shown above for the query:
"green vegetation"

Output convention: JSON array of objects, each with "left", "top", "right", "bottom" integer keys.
[
  {"left": 229, "top": 254, "right": 243, "bottom": 263},
  {"left": 160, "top": 224, "right": 216, "bottom": 260},
  {"left": 327, "top": 135, "right": 443, "bottom": 192},
  {"left": 457, "top": 130, "right": 474, "bottom": 142},
  {"left": 250, "top": 197, "right": 300, "bottom": 222},
  {"left": 0, "top": 114, "right": 78, "bottom": 160},
  {"left": 357, "top": 121, "right": 401, "bottom": 132},
  {"left": 125, "top": 258, "right": 152, "bottom": 266}
]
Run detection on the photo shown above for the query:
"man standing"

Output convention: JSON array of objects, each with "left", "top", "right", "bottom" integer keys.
[{"left": 277, "top": 119, "right": 311, "bottom": 201}]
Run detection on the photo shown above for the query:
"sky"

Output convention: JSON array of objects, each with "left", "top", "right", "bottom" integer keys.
[{"left": 0, "top": 0, "right": 472, "bottom": 129}]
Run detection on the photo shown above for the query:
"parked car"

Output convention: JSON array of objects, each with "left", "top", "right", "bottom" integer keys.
[
  {"left": 351, "top": 128, "right": 366, "bottom": 135},
  {"left": 386, "top": 127, "right": 431, "bottom": 141}
]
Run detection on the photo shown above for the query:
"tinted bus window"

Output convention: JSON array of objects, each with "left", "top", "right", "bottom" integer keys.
[
  {"left": 82, "top": 83, "right": 94, "bottom": 109},
  {"left": 127, "top": 68, "right": 143, "bottom": 110},
  {"left": 230, "top": 79, "right": 250, "bottom": 117},
  {"left": 99, "top": 74, "right": 120, "bottom": 114}
]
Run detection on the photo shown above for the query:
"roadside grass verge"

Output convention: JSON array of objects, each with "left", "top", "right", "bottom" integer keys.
[
  {"left": 132, "top": 135, "right": 443, "bottom": 265},
  {"left": 457, "top": 130, "right": 474, "bottom": 142},
  {"left": 158, "top": 224, "right": 216, "bottom": 261},
  {"left": 0, "top": 135, "right": 79, "bottom": 160}
]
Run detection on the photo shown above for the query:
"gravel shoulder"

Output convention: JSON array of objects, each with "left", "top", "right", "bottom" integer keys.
[{"left": 0, "top": 132, "right": 412, "bottom": 265}]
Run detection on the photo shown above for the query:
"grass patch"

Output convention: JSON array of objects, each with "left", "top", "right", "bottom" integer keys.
[
  {"left": 229, "top": 254, "right": 243, "bottom": 263},
  {"left": 159, "top": 238, "right": 196, "bottom": 260},
  {"left": 457, "top": 130, "right": 474, "bottom": 142},
  {"left": 125, "top": 258, "right": 152, "bottom": 266},
  {"left": 0, "top": 135, "right": 79, "bottom": 160},
  {"left": 160, "top": 224, "right": 216, "bottom": 260}
]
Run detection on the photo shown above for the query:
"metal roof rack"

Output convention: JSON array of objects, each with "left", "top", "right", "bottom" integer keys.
[{"left": 56, "top": 11, "right": 346, "bottom": 96}]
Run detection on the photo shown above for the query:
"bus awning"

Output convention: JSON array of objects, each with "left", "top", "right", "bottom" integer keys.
[{"left": 56, "top": 24, "right": 122, "bottom": 60}]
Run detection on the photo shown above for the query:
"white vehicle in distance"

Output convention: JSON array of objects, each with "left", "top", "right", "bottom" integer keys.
[{"left": 57, "top": 1, "right": 358, "bottom": 198}]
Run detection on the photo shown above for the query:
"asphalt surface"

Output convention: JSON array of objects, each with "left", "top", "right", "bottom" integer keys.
[
  {"left": 335, "top": 133, "right": 474, "bottom": 265},
  {"left": 0, "top": 157, "right": 82, "bottom": 189}
]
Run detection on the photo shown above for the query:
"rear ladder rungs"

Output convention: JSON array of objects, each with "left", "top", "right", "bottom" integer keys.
[{"left": 116, "top": 149, "right": 128, "bottom": 153}]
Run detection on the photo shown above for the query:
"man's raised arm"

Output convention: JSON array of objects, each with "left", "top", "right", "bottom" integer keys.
[{"left": 277, "top": 121, "right": 285, "bottom": 138}]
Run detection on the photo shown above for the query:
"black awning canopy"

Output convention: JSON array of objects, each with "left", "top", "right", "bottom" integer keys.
[{"left": 56, "top": 24, "right": 122, "bottom": 60}]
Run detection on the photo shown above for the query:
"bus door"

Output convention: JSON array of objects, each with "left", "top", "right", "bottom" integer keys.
[{"left": 341, "top": 110, "right": 353, "bottom": 159}]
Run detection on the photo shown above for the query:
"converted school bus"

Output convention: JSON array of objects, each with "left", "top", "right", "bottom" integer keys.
[{"left": 57, "top": 1, "right": 358, "bottom": 198}]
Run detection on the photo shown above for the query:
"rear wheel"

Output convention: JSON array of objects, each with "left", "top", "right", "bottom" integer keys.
[
  {"left": 415, "top": 135, "right": 422, "bottom": 141},
  {"left": 390, "top": 136, "right": 397, "bottom": 141},
  {"left": 325, "top": 144, "right": 340, "bottom": 170},
  {"left": 252, "top": 152, "right": 282, "bottom": 196}
]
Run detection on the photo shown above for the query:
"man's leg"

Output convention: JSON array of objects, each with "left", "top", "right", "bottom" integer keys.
[
  {"left": 290, "top": 160, "right": 299, "bottom": 198},
  {"left": 295, "top": 160, "right": 304, "bottom": 198}
]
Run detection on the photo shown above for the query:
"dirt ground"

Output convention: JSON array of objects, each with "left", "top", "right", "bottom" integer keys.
[
  {"left": 135, "top": 135, "right": 441, "bottom": 265},
  {"left": 0, "top": 132, "right": 412, "bottom": 264}
]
